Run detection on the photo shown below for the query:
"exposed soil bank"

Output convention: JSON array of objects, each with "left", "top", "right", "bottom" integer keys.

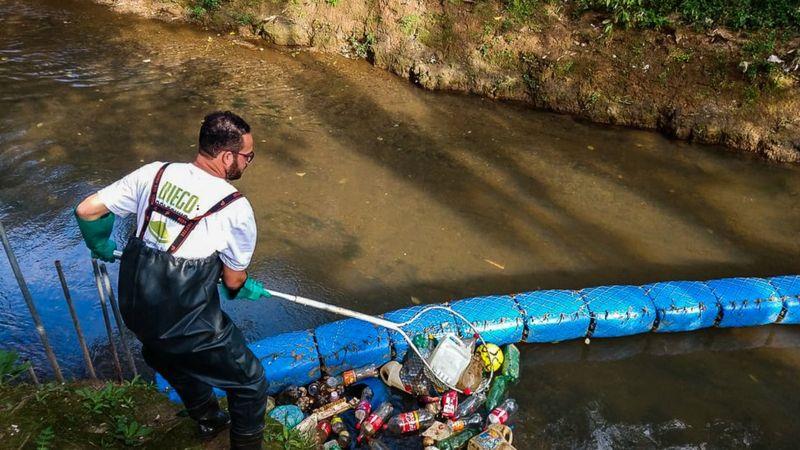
[{"left": 95, "top": 0, "right": 799, "bottom": 161}]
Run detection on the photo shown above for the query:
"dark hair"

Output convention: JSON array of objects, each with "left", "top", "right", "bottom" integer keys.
[{"left": 198, "top": 111, "right": 251, "bottom": 157}]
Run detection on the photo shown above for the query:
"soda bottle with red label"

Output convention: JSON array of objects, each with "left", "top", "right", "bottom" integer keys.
[
  {"left": 354, "top": 386, "right": 374, "bottom": 426},
  {"left": 486, "top": 398, "right": 518, "bottom": 425},
  {"left": 441, "top": 390, "right": 459, "bottom": 419},
  {"left": 357, "top": 402, "right": 393, "bottom": 442},
  {"left": 325, "top": 364, "right": 380, "bottom": 388},
  {"left": 385, "top": 409, "right": 436, "bottom": 434}
]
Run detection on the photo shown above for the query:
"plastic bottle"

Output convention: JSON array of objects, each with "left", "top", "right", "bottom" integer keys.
[
  {"left": 436, "top": 429, "right": 481, "bottom": 450},
  {"left": 455, "top": 391, "right": 486, "bottom": 419},
  {"left": 500, "top": 344, "right": 520, "bottom": 383},
  {"left": 355, "top": 386, "right": 374, "bottom": 425},
  {"left": 486, "top": 398, "right": 518, "bottom": 426},
  {"left": 358, "top": 402, "right": 394, "bottom": 441},
  {"left": 326, "top": 364, "right": 380, "bottom": 387},
  {"left": 447, "top": 413, "right": 483, "bottom": 433},
  {"left": 307, "top": 381, "right": 322, "bottom": 398},
  {"left": 485, "top": 375, "right": 510, "bottom": 411},
  {"left": 323, "top": 441, "right": 342, "bottom": 450},
  {"left": 331, "top": 415, "right": 345, "bottom": 434},
  {"left": 441, "top": 390, "right": 459, "bottom": 419},
  {"left": 456, "top": 354, "right": 485, "bottom": 392},
  {"left": 385, "top": 409, "right": 436, "bottom": 434},
  {"left": 316, "top": 420, "right": 332, "bottom": 444},
  {"left": 337, "top": 430, "right": 352, "bottom": 447}
]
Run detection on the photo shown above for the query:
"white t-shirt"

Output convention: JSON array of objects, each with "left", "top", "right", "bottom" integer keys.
[{"left": 97, "top": 161, "right": 256, "bottom": 271}]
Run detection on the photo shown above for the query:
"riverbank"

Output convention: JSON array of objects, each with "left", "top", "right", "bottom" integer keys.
[
  {"left": 94, "top": 0, "right": 799, "bottom": 162},
  {"left": 0, "top": 348, "right": 310, "bottom": 449}
]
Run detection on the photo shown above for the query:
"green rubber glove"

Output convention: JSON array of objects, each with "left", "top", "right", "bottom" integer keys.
[
  {"left": 74, "top": 209, "right": 117, "bottom": 262},
  {"left": 221, "top": 277, "right": 270, "bottom": 301}
]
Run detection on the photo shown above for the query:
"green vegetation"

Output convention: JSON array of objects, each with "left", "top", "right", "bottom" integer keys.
[
  {"left": 399, "top": 14, "right": 422, "bottom": 37},
  {"left": 0, "top": 349, "right": 29, "bottom": 385},
  {"left": 325, "top": 0, "right": 339, "bottom": 6},
  {"left": 576, "top": 0, "right": 800, "bottom": 31},
  {"left": 349, "top": 32, "right": 376, "bottom": 59},
  {"left": 505, "top": 0, "right": 539, "bottom": 23},
  {"left": 0, "top": 349, "right": 315, "bottom": 449},
  {"left": 741, "top": 31, "right": 780, "bottom": 81},
  {"left": 190, "top": 0, "right": 224, "bottom": 19}
]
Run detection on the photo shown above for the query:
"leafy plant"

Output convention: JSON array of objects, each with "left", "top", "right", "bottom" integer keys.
[
  {"left": 741, "top": 31, "right": 780, "bottom": 82},
  {"left": 349, "top": 32, "right": 376, "bottom": 59},
  {"left": 399, "top": 14, "right": 421, "bottom": 37},
  {"left": 0, "top": 350, "right": 29, "bottom": 385},
  {"left": 77, "top": 383, "right": 134, "bottom": 415},
  {"left": 325, "top": 0, "right": 339, "bottom": 6},
  {"left": 35, "top": 426, "right": 55, "bottom": 450},
  {"left": 190, "top": 0, "right": 224, "bottom": 19},
  {"left": 113, "top": 416, "right": 152, "bottom": 446}
]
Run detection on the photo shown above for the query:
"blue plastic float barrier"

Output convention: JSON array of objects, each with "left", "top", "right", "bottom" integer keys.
[
  {"left": 580, "top": 285, "right": 656, "bottom": 338},
  {"left": 315, "top": 318, "right": 391, "bottom": 375},
  {"left": 705, "top": 277, "right": 783, "bottom": 327},
  {"left": 516, "top": 289, "right": 591, "bottom": 343},
  {"left": 381, "top": 305, "right": 461, "bottom": 360},
  {"left": 767, "top": 275, "right": 800, "bottom": 324},
  {"left": 449, "top": 295, "right": 525, "bottom": 346},
  {"left": 642, "top": 281, "right": 718, "bottom": 332},
  {"left": 253, "top": 329, "right": 320, "bottom": 395},
  {"left": 155, "top": 274, "right": 800, "bottom": 403}
]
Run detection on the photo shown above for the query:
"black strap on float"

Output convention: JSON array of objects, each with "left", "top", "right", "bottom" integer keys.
[{"left": 139, "top": 163, "right": 243, "bottom": 254}]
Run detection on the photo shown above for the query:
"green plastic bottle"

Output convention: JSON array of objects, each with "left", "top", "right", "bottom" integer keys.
[
  {"left": 435, "top": 428, "right": 480, "bottom": 450},
  {"left": 501, "top": 344, "right": 520, "bottom": 383},
  {"left": 485, "top": 374, "right": 510, "bottom": 411}
]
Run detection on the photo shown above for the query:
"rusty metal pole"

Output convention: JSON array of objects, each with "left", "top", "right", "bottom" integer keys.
[
  {"left": 99, "top": 263, "right": 137, "bottom": 377},
  {"left": 91, "top": 259, "right": 123, "bottom": 381},
  {"left": 54, "top": 260, "right": 98, "bottom": 380},
  {"left": 0, "top": 220, "right": 64, "bottom": 383}
]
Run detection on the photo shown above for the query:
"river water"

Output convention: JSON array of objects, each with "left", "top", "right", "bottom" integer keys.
[{"left": 1, "top": 0, "right": 800, "bottom": 447}]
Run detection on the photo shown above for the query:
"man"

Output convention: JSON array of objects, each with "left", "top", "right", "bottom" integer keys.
[{"left": 75, "top": 111, "right": 269, "bottom": 450}]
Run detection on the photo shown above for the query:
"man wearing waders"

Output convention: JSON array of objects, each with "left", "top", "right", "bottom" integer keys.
[{"left": 74, "top": 111, "right": 269, "bottom": 450}]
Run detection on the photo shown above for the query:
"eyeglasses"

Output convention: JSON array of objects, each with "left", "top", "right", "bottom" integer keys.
[{"left": 228, "top": 150, "right": 255, "bottom": 164}]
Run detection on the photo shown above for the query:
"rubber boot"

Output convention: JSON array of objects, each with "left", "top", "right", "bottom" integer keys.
[
  {"left": 197, "top": 408, "right": 231, "bottom": 439},
  {"left": 230, "top": 430, "right": 263, "bottom": 450},
  {"left": 189, "top": 397, "right": 231, "bottom": 440}
]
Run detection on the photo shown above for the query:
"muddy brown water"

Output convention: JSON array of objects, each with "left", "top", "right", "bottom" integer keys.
[{"left": 1, "top": 0, "right": 800, "bottom": 447}]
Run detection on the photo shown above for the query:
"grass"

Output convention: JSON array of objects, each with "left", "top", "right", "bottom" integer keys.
[
  {"left": 399, "top": 14, "right": 422, "bottom": 37},
  {"left": 576, "top": 0, "right": 800, "bottom": 32},
  {"left": 0, "top": 350, "right": 313, "bottom": 449},
  {"left": 190, "top": 0, "right": 224, "bottom": 19}
]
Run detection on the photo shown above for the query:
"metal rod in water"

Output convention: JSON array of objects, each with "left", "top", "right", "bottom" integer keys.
[
  {"left": 25, "top": 361, "right": 40, "bottom": 388},
  {"left": 0, "top": 220, "right": 64, "bottom": 383},
  {"left": 99, "top": 263, "right": 137, "bottom": 377},
  {"left": 54, "top": 260, "right": 98, "bottom": 381},
  {"left": 91, "top": 259, "right": 123, "bottom": 381}
]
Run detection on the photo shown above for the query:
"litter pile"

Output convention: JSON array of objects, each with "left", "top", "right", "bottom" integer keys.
[{"left": 267, "top": 333, "right": 521, "bottom": 449}]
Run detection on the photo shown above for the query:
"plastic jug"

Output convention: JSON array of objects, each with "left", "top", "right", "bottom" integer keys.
[
  {"left": 427, "top": 334, "right": 473, "bottom": 388},
  {"left": 467, "top": 424, "right": 515, "bottom": 450}
]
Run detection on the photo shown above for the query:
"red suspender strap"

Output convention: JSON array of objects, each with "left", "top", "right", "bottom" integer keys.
[
  {"left": 138, "top": 163, "right": 171, "bottom": 240},
  {"left": 167, "top": 191, "right": 243, "bottom": 254},
  {"left": 137, "top": 162, "right": 244, "bottom": 254}
]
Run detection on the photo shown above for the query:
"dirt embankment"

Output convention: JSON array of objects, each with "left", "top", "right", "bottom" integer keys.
[{"left": 97, "top": 0, "right": 800, "bottom": 162}]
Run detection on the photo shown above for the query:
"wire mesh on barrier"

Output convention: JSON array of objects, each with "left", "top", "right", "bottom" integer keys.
[
  {"left": 705, "top": 277, "right": 783, "bottom": 327},
  {"left": 579, "top": 285, "right": 656, "bottom": 338},
  {"left": 315, "top": 318, "right": 391, "bottom": 375},
  {"left": 515, "top": 289, "right": 591, "bottom": 343},
  {"left": 642, "top": 281, "right": 718, "bottom": 332},
  {"left": 768, "top": 275, "right": 800, "bottom": 324}
]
